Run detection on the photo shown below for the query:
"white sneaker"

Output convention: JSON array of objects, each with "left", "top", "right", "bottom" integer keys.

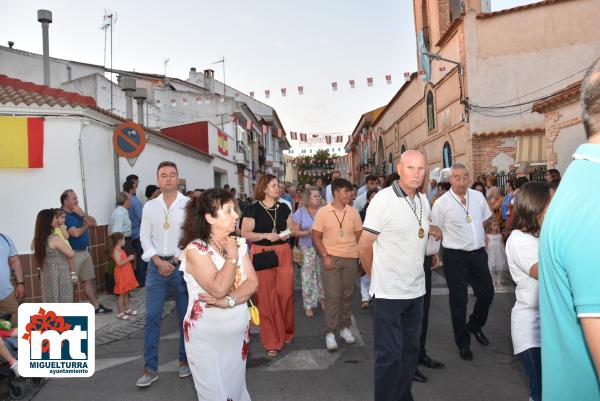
[
  {"left": 325, "top": 333, "right": 338, "bottom": 351},
  {"left": 340, "top": 327, "right": 356, "bottom": 344}
]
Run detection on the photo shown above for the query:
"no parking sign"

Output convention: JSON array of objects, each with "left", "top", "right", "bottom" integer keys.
[{"left": 113, "top": 122, "right": 146, "bottom": 158}]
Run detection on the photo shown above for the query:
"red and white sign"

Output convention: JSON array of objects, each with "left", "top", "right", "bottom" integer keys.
[
  {"left": 298, "top": 86, "right": 304, "bottom": 95},
  {"left": 367, "top": 77, "right": 373, "bottom": 87},
  {"left": 281, "top": 88, "right": 287, "bottom": 97},
  {"left": 331, "top": 82, "right": 338, "bottom": 91},
  {"left": 349, "top": 80, "right": 355, "bottom": 89},
  {"left": 386, "top": 75, "right": 392, "bottom": 85}
]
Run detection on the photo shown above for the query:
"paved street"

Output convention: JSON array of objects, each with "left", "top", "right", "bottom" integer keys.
[{"left": 7, "top": 270, "right": 529, "bottom": 401}]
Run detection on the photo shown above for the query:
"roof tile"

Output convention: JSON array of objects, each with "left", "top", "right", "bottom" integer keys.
[{"left": 0, "top": 74, "right": 97, "bottom": 108}]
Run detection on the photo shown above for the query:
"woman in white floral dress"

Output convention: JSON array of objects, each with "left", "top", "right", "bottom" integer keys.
[{"left": 179, "top": 189, "right": 258, "bottom": 401}]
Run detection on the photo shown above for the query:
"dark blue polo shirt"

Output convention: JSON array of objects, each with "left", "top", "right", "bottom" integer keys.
[{"left": 65, "top": 212, "right": 90, "bottom": 250}]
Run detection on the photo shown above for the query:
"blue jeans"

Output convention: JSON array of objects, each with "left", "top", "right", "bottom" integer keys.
[
  {"left": 373, "top": 296, "right": 424, "bottom": 401},
  {"left": 519, "top": 347, "right": 541, "bottom": 401},
  {"left": 132, "top": 238, "right": 147, "bottom": 287},
  {"left": 143, "top": 260, "right": 189, "bottom": 372}
]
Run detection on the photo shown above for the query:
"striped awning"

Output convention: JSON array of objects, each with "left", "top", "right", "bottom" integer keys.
[{"left": 516, "top": 135, "right": 546, "bottom": 164}]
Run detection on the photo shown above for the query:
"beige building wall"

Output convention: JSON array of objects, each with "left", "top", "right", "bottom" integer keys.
[{"left": 466, "top": 0, "right": 600, "bottom": 136}]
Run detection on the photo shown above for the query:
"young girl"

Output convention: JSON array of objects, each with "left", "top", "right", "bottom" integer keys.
[
  {"left": 505, "top": 181, "right": 552, "bottom": 401},
  {"left": 108, "top": 232, "right": 139, "bottom": 320},
  {"left": 485, "top": 218, "right": 507, "bottom": 287},
  {"left": 54, "top": 209, "right": 78, "bottom": 284}
]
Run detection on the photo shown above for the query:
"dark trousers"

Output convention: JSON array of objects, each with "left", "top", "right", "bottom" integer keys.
[
  {"left": 132, "top": 238, "right": 147, "bottom": 287},
  {"left": 519, "top": 347, "right": 542, "bottom": 401},
  {"left": 419, "top": 256, "right": 433, "bottom": 360},
  {"left": 443, "top": 248, "right": 494, "bottom": 349},
  {"left": 373, "top": 296, "right": 424, "bottom": 401}
]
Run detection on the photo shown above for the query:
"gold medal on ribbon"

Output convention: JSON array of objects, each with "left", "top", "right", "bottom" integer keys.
[
  {"left": 466, "top": 215, "right": 472, "bottom": 223},
  {"left": 163, "top": 222, "right": 170, "bottom": 230},
  {"left": 338, "top": 229, "right": 344, "bottom": 237},
  {"left": 418, "top": 227, "right": 425, "bottom": 239}
]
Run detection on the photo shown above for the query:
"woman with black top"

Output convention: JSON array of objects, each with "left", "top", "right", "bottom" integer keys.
[{"left": 241, "top": 174, "right": 294, "bottom": 357}]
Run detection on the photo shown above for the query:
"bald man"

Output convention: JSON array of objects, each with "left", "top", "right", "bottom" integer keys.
[{"left": 359, "top": 150, "right": 441, "bottom": 401}]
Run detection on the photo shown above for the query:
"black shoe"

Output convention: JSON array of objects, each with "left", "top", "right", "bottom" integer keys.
[
  {"left": 469, "top": 328, "right": 490, "bottom": 346},
  {"left": 459, "top": 347, "right": 473, "bottom": 361},
  {"left": 419, "top": 355, "right": 445, "bottom": 369},
  {"left": 95, "top": 304, "right": 113, "bottom": 314},
  {"left": 413, "top": 367, "right": 428, "bottom": 383}
]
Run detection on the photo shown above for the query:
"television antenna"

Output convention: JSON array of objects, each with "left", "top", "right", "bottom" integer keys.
[
  {"left": 163, "top": 58, "right": 170, "bottom": 77},
  {"left": 101, "top": 10, "right": 117, "bottom": 112}
]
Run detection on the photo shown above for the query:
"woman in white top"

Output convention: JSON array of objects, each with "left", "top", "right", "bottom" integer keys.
[
  {"left": 179, "top": 189, "right": 258, "bottom": 401},
  {"left": 505, "top": 182, "right": 552, "bottom": 401}
]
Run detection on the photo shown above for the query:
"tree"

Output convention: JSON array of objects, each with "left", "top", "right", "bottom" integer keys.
[{"left": 296, "top": 150, "right": 335, "bottom": 186}]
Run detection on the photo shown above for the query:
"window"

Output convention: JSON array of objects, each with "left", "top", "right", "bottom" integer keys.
[
  {"left": 427, "top": 90, "right": 435, "bottom": 132},
  {"left": 443, "top": 142, "right": 452, "bottom": 168}
]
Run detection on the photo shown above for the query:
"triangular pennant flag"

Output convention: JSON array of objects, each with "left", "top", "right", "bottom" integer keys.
[
  {"left": 281, "top": 88, "right": 287, "bottom": 97},
  {"left": 404, "top": 72, "right": 411, "bottom": 81},
  {"left": 367, "top": 77, "right": 374, "bottom": 87},
  {"left": 385, "top": 75, "right": 392, "bottom": 84},
  {"left": 349, "top": 79, "right": 355, "bottom": 89},
  {"left": 331, "top": 82, "right": 338, "bottom": 91}
]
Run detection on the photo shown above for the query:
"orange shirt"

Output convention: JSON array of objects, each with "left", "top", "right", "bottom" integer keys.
[{"left": 312, "top": 203, "right": 363, "bottom": 258}]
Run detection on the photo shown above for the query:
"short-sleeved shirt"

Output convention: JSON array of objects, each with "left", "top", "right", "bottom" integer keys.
[
  {"left": 505, "top": 230, "right": 539, "bottom": 354},
  {"left": 110, "top": 206, "right": 132, "bottom": 237},
  {"left": 363, "top": 181, "right": 429, "bottom": 300},
  {"left": 244, "top": 201, "right": 291, "bottom": 246},
  {"left": 0, "top": 234, "right": 17, "bottom": 300},
  {"left": 312, "top": 203, "right": 362, "bottom": 258},
  {"left": 431, "top": 188, "right": 492, "bottom": 251},
  {"left": 65, "top": 212, "right": 89, "bottom": 251},
  {"left": 292, "top": 207, "right": 318, "bottom": 249},
  {"left": 539, "top": 143, "right": 600, "bottom": 401}
]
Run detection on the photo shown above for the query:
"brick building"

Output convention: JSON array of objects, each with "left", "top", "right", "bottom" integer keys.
[{"left": 348, "top": 0, "right": 600, "bottom": 180}]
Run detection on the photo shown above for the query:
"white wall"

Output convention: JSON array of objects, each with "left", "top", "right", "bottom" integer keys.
[{"left": 0, "top": 115, "right": 115, "bottom": 253}]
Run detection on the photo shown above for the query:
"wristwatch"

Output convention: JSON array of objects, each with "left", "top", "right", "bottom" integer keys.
[{"left": 225, "top": 295, "right": 236, "bottom": 309}]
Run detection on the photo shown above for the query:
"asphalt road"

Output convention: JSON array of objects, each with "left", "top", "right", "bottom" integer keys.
[{"left": 9, "top": 282, "right": 527, "bottom": 401}]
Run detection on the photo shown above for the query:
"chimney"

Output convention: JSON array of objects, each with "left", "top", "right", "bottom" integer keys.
[
  {"left": 119, "top": 77, "right": 137, "bottom": 120},
  {"left": 8, "top": 41, "right": 14, "bottom": 49},
  {"left": 190, "top": 67, "right": 196, "bottom": 72},
  {"left": 37, "top": 9, "right": 52, "bottom": 86},
  {"left": 203, "top": 69, "right": 215, "bottom": 93},
  {"left": 133, "top": 88, "right": 147, "bottom": 125}
]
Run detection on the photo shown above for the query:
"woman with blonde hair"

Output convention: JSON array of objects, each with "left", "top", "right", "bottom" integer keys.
[
  {"left": 292, "top": 187, "right": 324, "bottom": 317},
  {"left": 241, "top": 174, "right": 294, "bottom": 357}
]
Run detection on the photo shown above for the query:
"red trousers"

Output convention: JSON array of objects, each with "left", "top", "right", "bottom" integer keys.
[{"left": 250, "top": 242, "right": 295, "bottom": 351}]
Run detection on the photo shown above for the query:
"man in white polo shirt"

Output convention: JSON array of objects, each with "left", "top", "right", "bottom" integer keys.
[
  {"left": 359, "top": 150, "right": 440, "bottom": 401},
  {"left": 431, "top": 163, "right": 494, "bottom": 361}
]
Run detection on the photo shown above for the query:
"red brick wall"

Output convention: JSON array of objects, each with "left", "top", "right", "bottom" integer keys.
[
  {"left": 16, "top": 225, "right": 109, "bottom": 303},
  {"left": 471, "top": 135, "right": 517, "bottom": 176}
]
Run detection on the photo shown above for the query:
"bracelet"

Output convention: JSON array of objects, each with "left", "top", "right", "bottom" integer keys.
[
  {"left": 16, "top": 282, "right": 24, "bottom": 286},
  {"left": 226, "top": 258, "right": 238, "bottom": 265}
]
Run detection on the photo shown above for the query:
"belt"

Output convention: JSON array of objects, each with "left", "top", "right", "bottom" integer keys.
[
  {"left": 158, "top": 255, "right": 180, "bottom": 266},
  {"left": 445, "top": 247, "right": 484, "bottom": 255}
]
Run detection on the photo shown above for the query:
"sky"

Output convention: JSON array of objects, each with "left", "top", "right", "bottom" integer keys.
[{"left": 1, "top": 0, "right": 539, "bottom": 136}]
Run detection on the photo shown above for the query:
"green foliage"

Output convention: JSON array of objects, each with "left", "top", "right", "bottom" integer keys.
[{"left": 296, "top": 150, "right": 335, "bottom": 186}]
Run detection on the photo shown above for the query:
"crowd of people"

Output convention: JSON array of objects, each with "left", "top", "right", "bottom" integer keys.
[{"left": 1, "top": 58, "right": 599, "bottom": 401}]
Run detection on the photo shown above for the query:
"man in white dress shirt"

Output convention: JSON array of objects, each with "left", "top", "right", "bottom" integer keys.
[
  {"left": 136, "top": 161, "right": 191, "bottom": 387},
  {"left": 325, "top": 170, "right": 341, "bottom": 203},
  {"left": 431, "top": 163, "right": 494, "bottom": 361}
]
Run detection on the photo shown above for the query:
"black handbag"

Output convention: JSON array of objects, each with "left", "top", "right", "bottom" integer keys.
[{"left": 252, "top": 250, "right": 279, "bottom": 271}]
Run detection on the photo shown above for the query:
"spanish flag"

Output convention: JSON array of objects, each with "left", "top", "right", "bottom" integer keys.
[
  {"left": 0, "top": 117, "right": 44, "bottom": 168},
  {"left": 217, "top": 129, "right": 229, "bottom": 157}
]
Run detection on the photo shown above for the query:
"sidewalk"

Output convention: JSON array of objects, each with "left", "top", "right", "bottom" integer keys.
[{"left": 94, "top": 288, "right": 175, "bottom": 345}]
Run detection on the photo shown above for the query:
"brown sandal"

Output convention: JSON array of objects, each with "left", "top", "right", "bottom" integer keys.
[{"left": 266, "top": 350, "right": 278, "bottom": 357}]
